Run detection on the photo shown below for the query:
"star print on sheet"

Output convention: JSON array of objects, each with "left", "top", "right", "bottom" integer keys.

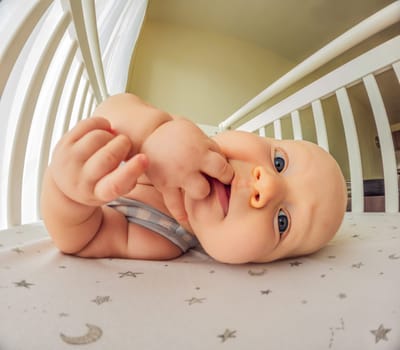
[
  {"left": 185, "top": 297, "right": 206, "bottom": 305},
  {"left": 14, "top": 280, "right": 34, "bottom": 288},
  {"left": 92, "top": 296, "right": 111, "bottom": 305},
  {"left": 388, "top": 254, "right": 400, "bottom": 260},
  {"left": 328, "top": 318, "right": 345, "bottom": 349},
  {"left": 352, "top": 262, "right": 363, "bottom": 269},
  {"left": 12, "top": 248, "right": 24, "bottom": 254},
  {"left": 218, "top": 329, "right": 236, "bottom": 342},
  {"left": 260, "top": 290, "right": 271, "bottom": 295},
  {"left": 370, "top": 324, "right": 391, "bottom": 343},
  {"left": 118, "top": 271, "right": 143, "bottom": 278},
  {"left": 289, "top": 261, "right": 302, "bottom": 267}
]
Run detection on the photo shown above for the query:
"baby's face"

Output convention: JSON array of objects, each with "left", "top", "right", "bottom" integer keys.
[{"left": 184, "top": 131, "right": 347, "bottom": 264}]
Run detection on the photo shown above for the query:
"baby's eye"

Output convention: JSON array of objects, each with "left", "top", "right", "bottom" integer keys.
[
  {"left": 277, "top": 209, "right": 289, "bottom": 235},
  {"left": 274, "top": 150, "right": 286, "bottom": 173}
]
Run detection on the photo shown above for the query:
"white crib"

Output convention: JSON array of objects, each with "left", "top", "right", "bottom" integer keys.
[{"left": 1, "top": 1, "right": 399, "bottom": 349}]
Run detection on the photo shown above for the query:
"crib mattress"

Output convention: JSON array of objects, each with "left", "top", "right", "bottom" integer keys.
[{"left": 1, "top": 213, "right": 399, "bottom": 350}]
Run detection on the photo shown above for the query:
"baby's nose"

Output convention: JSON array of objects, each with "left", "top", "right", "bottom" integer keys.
[{"left": 250, "top": 166, "right": 283, "bottom": 209}]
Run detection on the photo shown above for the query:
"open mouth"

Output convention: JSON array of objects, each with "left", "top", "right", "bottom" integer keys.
[{"left": 208, "top": 176, "right": 231, "bottom": 216}]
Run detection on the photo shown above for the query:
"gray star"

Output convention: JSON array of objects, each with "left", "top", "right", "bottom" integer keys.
[
  {"left": 14, "top": 280, "right": 34, "bottom": 288},
  {"left": 92, "top": 296, "right": 111, "bottom": 305},
  {"left": 338, "top": 293, "right": 347, "bottom": 299},
  {"left": 12, "top": 248, "right": 24, "bottom": 254},
  {"left": 290, "top": 261, "right": 302, "bottom": 267},
  {"left": 261, "top": 289, "right": 271, "bottom": 295},
  {"left": 352, "top": 262, "right": 363, "bottom": 269},
  {"left": 185, "top": 297, "right": 206, "bottom": 305},
  {"left": 218, "top": 329, "right": 236, "bottom": 342},
  {"left": 388, "top": 254, "right": 400, "bottom": 260},
  {"left": 118, "top": 271, "right": 143, "bottom": 278},
  {"left": 370, "top": 324, "right": 391, "bottom": 343}
]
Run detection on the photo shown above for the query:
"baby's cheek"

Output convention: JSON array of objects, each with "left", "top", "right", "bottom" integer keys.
[{"left": 200, "top": 224, "right": 274, "bottom": 264}]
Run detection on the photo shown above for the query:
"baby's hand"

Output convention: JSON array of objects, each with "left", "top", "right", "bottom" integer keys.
[
  {"left": 49, "top": 117, "right": 147, "bottom": 206},
  {"left": 142, "top": 118, "right": 233, "bottom": 223}
]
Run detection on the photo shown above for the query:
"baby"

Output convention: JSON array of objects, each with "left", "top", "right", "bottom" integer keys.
[{"left": 41, "top": 93, "right": 347, "bottom": 264}]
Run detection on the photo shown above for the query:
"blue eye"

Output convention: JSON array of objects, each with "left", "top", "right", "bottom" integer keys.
[
  {"left": 278, "top": 210, "right": 289, "bottom": 235},
  {"left": 274, "top": 150, "right": 286, "bottom": 173}
]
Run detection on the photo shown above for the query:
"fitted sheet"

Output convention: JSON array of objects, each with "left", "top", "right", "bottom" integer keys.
[{"left": 0, "top": 213, "right": 399, "bottom": 349}]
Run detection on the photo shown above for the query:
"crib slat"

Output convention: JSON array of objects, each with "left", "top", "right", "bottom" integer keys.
[
  {"left": 35, "top": 41, "right": 78, "bottom": 217},
  {"left": 258, "top": 127, "right": 266, "bottom": 137},
  {"left": 0, "top": 0, "right": 53, "bottom": 96},
  {"left": 83, "top": 93, "right": 95, "bottom": 120},
  {"left": 363, "top": 74, "right": 399, "bottom": 213},
  {"left": 2, "top": 8, "right": 71, "bottom": 226},
  {"left": 273, "top": 119, "right": 282, "bottom": 140},
  {"left": 291, "top": 110, "right": 303, "bottom": 140},
  {"left": 311, "top": 100, "right": 329, "bottom": 152},
  {"left": 393, "top": 61, "right": 400, "bottom": 82},
  {"left": 90, "top": 98, "right": 97, "bottom": 117},
  {"left": 81, "top": 0, "right": 108, "bottom": 99},
  {"left": 61, "top": 65, "right": 85, "bottom": 137},
  {"left": 336, "top": 88, "right": 364, "bottom": 212},
  {"left": 70, "top": 80, "right": 90, "bottom": 128},
  {"left": 62, "top": 0, "right": 108, "bottom": 102},
  {"left": 219, "top": 2, "right": 400, "bottom": 130},
  {"left": 101, "top": 0, "right": 147, "bottom": 94},
  {"left": 79, "top": 87, "right": 93, "bottom": 122},
  {"left": 236, "top": 36, "right": 400, "bottom": 133}
]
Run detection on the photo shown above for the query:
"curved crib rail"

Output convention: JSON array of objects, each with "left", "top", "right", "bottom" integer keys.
[
  {"left": 219, "top": 2, "right": 400, "bottom": 214},
  {"left": 0, "top": 0, "right": 147, "bottom": 229},
  {"left": 219, "top": 1, "right": 400, "bottom": 131},
  {"left": 233, "top": 37, "right": 400, "bottom": 213}
]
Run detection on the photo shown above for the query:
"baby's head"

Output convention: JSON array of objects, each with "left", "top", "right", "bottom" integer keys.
[{"left": 184, "top": 131, "right": 347, "bottom": 264}]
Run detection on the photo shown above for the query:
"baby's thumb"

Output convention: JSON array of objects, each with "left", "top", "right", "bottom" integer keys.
[{"left": 94, "top": 154, "right": 148, "bottom": 202}]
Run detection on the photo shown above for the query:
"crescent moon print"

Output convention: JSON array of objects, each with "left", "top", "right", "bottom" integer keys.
[
  {"left": 60, "top": 324, "right": 102, "bottom": 345},
  {"left": 248, "top": 268, "right": 267, "bottom": 276}
]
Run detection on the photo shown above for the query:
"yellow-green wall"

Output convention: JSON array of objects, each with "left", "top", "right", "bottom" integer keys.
[{"left": 127, "top": 20, "right": 294, "bottom": 125}]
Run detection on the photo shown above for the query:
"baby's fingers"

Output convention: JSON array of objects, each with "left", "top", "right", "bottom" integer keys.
[
  {"left": 94, "top": 154, "right": 148, "bottom": 202},
  {"left": 84, "top": 134, "right": 132, "bottom": 181},
  {"left": 66, "top": 117, "right": 112, "bottom": 144},
  {"left": 201, "top": 151, "right": 234, "bottom": 185},
  {"left": 162, "top": 188, "right": 188, "bottom": 224},
  {"left": 182, "top": 173, "right": 211, "bottom": 200}
]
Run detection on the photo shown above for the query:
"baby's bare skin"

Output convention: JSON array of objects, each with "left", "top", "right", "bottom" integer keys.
[{"left": 41, "top": 93, "right": 347, "bottom": 263}]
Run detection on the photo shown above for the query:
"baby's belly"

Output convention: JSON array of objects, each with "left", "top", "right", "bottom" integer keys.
[{"left": 125, "top": 183, "right": 170, "bottom": 217}]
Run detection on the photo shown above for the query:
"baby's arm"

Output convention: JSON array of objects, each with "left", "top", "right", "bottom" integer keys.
[
  {"left": 42, "top": 93, "right": 232, "bottom": 258},
  {"left": 94, "top": 93, "right": 233, "bottom": 224},
  {"left": 41, "top": 117, "right": 147, "bottom": 255}
]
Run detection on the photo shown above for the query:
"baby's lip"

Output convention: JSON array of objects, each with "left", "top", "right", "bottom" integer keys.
[{"left": 208, "top": 177, "right": 231, "bottom": 216}]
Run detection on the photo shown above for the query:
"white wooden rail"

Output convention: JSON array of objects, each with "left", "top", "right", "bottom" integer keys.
[
  {"left": 219, "top": 1, "right": 400, "bottom": 131},
  {"left": 234, "top": 36, "right": 400, "bottom": 213},
  {"left": 0, "top": 0, "right": 147, "bottom": 229}
]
